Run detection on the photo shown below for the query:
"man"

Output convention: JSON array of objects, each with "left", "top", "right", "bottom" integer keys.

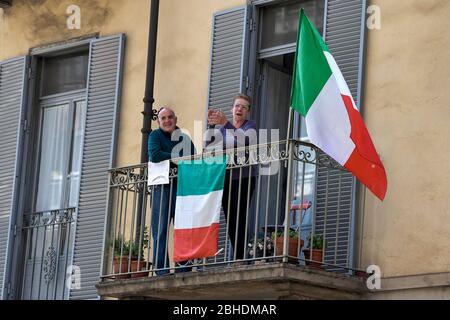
[
  {"left": 148, "top": 107, "right": 195, "bottom": 275},
  {"left": 207, "top": 93, "right": 257, "bottom": 260}
]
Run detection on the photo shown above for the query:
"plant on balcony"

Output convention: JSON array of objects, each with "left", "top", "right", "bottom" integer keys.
[
  {"left": 302, "top": 234, "right": 326, "bottom": 268},
  {"left": 247, "top": 236, "right": 274, "bottom": 259},
  {"left": 271, "top": 230, "right": 304, "bottom": 257},
  {"left": 112, "top": 227, "right": 150, "bottom": 279}
]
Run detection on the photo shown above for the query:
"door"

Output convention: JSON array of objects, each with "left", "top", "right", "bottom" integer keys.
[
  {"left": 253, "top": 58, "right": 292, "bottom": 233},
  {"left": 20, "top": 50, "right": 88, "bottom": 300},
  {"left": 21, "top": 94, "right": 86, "bottom": 300}
]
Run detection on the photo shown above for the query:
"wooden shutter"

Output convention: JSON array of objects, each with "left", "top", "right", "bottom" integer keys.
[
  {"left": 0, "top": 56, "right": 28, "bottom": 299},
  {"left": 70, "top": 35, "right": 124, "bottom": 299},
  {"left": 314, "top": 0, "right": 367, "bottom": 270}
]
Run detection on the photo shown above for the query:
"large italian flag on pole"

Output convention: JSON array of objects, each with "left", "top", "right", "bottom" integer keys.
[
  {"left": 173, "top": 157, "right": 227, "bottom": 262},
  {"left": 291, "top": 9, "right": 387, "bottom": 200}
]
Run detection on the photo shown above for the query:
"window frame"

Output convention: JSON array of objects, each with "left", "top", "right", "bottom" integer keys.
[
  {"left": 10, "top": 38, "right": 94, "bottom": 300},
  {"left": 32, "top": 90, "right": 86, "bottom": 213}
]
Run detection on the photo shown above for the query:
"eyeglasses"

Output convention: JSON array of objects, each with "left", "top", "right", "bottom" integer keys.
[{"left": 233, "top": 104, "right": 250, "bottom": 111}]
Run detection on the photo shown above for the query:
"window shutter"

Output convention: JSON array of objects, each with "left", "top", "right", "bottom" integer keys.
[
  {"left": 206, "top": 6, "right": 249, "bottom": 262},
  {"left": 207, "top": 6, "right": 249, "bottom": 122},
  {"left": 70, "top": 35, "right": 124, "bottom": 299},
  {"left": 0, "top": 56, "right": 28, "bottom": 299},
  {"left": 314, "top": 0, "right": 366, "bottom": 270}
]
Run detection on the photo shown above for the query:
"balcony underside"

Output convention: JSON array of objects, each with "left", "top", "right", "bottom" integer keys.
[{"left": 96, "top": 262, "right": 367, "bottom": 300}]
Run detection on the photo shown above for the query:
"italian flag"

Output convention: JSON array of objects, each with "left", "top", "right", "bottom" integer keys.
[
  {"left": 291, "top": 10, "right": 387, "bottom": 200},
  {"left": 173, "top": 157, "right": 226, "bottom": 262}
]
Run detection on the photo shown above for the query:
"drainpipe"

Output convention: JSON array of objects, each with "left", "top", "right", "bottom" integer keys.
[
  {"left": 140, "top": 0, "right": 159, "bottom": 162},
  {"left": 136, "top": 0, "right": 159, "bottom": 243}
]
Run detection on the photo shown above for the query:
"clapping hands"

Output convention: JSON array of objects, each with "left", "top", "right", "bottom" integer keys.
[{"left": 208, "top": 109, "right": 227, "bottom": 126}]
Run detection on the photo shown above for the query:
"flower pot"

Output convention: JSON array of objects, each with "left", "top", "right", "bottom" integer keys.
[
  {"left": 275, "top": 237, "right": 304, "bottom": 257},
  {"left": 113, "top": 258, "right": 149, "bottom": 279},
  {"left": 303, "top": 249, "right": 323, "bottom": 268},
  {"left": 113, "top": 257, "right": 131, "bottom": 279},
  {"left": 130, "top": 260, "right": 149, "bottom": 278}
]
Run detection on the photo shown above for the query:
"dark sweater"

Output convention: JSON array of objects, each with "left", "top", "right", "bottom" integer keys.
[
  {"left": 148, "top": 127, "right": 196, "bottom": 163},
  {"left": 206, "top": 120, "right": 258, "bottom": 179}
]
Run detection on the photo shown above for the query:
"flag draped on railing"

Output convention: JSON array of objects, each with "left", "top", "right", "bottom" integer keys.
[{"left": 174, "top": 156, "right": 227, "bottom": 261}]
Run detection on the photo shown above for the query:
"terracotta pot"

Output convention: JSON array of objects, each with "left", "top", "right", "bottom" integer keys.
[
  {"left": 275, "top": 237, "right": 304, "bottom": 257},
  {"left": 113, "top": 257, "right": 131, "bottom": 279},
  {"left": 113, "top": 258, "right": 149, "bottom": 279},
  {"left": 130, "top": 260, "right": 149, "bottom": 278},
  {"left": 303, "top": 249, "right": 323, "bottom": 268}
]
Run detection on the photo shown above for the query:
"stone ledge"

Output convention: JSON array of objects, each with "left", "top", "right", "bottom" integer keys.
[{"left": 96, "top": 262, "right": 368, "bottom": 300}]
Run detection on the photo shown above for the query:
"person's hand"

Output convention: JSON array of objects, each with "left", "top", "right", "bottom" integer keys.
[
  {"left": 216, "top": 111, "right": 227, "bottom": 125},
  {"left": 208, "top": 109, "right": 227, "bottom": 126},
  {"left": 207, "top": 109, "right": 217, "bottom": 126}
]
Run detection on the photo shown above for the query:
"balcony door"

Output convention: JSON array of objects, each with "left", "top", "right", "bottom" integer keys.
[
  {"left": 20, "top": 51, "right": 88, "bottom": 300},
  {"left": 251, "top": 1, "right": 324, "bottom": 241}
]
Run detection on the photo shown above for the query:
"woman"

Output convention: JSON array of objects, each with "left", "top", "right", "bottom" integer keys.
[{"left": 207, "top": 93, "right": 257, "bottom": 260}]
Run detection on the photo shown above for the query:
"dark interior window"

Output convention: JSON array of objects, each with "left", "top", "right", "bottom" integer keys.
[
  {"left": 260, "top": 0, "right": 324, "bottom": 50},
  {"left": 40, "top": 51, "right": 89, "bottom": 96}
]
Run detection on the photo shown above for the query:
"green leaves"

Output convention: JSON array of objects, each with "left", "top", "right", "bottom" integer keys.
[
  {"left": 114, "top": 226, "right": 150, "bottom": 258},
  {"left": 306, "top": 235, "right": 325, "bottom": 250},
  {"left": 271, "top": 230, "right": 300, "bottom": 240}
]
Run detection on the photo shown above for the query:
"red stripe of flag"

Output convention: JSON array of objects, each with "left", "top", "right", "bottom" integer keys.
[
  {"left": 173, "top": 223, "right": 219, "bottom": 262},
  {"left": 341, "top": 94, "right": 387, "bottom": 200}
]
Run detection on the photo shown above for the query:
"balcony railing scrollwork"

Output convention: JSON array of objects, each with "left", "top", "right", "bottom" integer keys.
[{"left": 21, "top": 207, "right": 76, "bottom": 300}]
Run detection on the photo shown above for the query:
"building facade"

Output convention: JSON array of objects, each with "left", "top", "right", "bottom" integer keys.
[{"left": 0, "top": 0, "right": 449, "bottom": 300}]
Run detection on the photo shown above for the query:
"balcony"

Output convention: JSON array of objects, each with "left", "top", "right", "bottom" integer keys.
[{"left": 96, "top": 140, "right": 368, "bottom": 299}]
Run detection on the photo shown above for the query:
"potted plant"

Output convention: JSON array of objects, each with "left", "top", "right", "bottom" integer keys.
[
  {"left": 113, "top": 227, "right": 150, "bottom": 279},
  {"left": 247, "top": 236, "right": 274, "bottom": 260},
  {"left": 302, "top": 234, "right": 325, "bottom": 268},
  {"left": 272, "top": 230, "right": 304, "bottom": 257}
]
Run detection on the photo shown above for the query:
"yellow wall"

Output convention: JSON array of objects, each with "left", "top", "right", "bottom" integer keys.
[
  {"left": 360, "top": 0, "right": 450, "bottom": 277},
  {"left": 154, "top": 0, "right": 245, "bottom": 150},
  {"left": 0, "top": 0, "right": 244, "bottom": 166},
  {"left": 0, "top": 0, "right": 150, "bottom": 167},
  {"left": 2, "top": 0, "right": 450, "bottom": 282},
  {"left": 0, "top": 0, "right": 244, "bottom": 273}
]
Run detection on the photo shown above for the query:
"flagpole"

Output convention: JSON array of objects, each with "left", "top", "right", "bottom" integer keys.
[
  {"left": 281, "top": 106, "right": 295, "bottom": 262},
  {"left": 286, "top": 107, "right": 294, "bottom": 140}
]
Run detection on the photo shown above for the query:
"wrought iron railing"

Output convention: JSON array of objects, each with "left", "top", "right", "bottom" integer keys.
[
  {"left": 20, "top": 207, "right": 76, "bottom": 300},
  {"left": 101, "top": 139, "right": 355, "bottom": 280}
]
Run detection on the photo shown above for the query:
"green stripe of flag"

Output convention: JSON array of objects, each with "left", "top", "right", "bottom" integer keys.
[
  {"left": 290, "top": 9, "right": 332, "bottom": 116},
  {"left": 177, "top": 156, "right": 227, "bottom": 196}
]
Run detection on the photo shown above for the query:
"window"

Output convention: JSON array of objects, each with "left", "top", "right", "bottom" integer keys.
[
  {"left": 252, "top": 0, "right": 325, "bottom": 243},
  {"left": 21, "top": 50, "right": 88, "bottom": 300},
  {"left": 259, "top": 0, "right": 324, "bottom": 51},
  {"left": 34, "top": 50, "right": 89, "bottom": 212},
  {"left": 40, "top": 51, "right": 89, "bottom": 97},
  {"left": 1, "top": 35, "right": 124, "bottom": 300}
]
